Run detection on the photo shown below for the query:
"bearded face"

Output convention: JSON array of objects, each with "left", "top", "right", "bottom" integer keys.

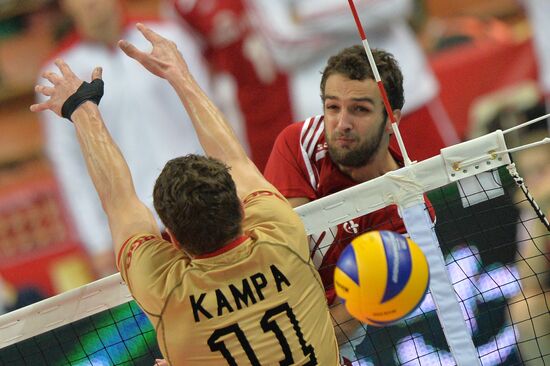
[
  {"left": 323, "top": 74, "right": 390, "bottom": 168},
  {"left": 326, "top": 113, "right": 387, "bottom": 167}
]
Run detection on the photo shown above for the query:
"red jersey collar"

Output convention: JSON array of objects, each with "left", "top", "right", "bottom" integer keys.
[{"left": 194, "top": 235, "right": 249, "bottom": 259}]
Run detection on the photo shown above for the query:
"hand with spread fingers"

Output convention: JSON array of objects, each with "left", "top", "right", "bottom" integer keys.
[
  {"left": 119, "top": 23, "right": 189, "bottom": 82},
  {"left": 31, "top": 59, "right": 102, "bottom": 119}
]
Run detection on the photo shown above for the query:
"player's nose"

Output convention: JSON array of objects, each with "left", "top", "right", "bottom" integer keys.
[{"left": 336, "top": 109, "right": 353, "bottom": 131}]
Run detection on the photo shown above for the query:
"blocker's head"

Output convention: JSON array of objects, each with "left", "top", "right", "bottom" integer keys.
[{"left": 153, "top": 154, "right": 243, "bottom": 256}]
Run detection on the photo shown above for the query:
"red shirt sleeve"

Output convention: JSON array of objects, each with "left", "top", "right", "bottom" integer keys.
[
  {"left": 264, "top": 123, "right": 317, "bottom": 200},
  {"left": 172, "top": 0, "right": 245, "bottom": 37}
]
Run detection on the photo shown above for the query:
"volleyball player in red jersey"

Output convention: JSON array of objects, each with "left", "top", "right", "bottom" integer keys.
[{"left": 265, "top": 46, "right": 435, "bottom": 304}]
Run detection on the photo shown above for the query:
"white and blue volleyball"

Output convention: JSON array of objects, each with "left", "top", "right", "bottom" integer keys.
[{"left": 334, "top": 230, "right": 430, "bottom": 325}]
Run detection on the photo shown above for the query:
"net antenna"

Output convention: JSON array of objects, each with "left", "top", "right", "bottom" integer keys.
[{"left": 346, "top": 0, "right": 412, "bottom": 166}]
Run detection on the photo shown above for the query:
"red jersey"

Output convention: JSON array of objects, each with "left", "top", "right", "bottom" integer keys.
[
  {"left": 172, "top": 0, "right": 293, "bottom": 171},
  {"left": 264, "top": 115, "right": 432, "bottom": 303}
]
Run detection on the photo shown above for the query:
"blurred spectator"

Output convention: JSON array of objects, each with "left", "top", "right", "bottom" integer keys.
[
  {"left": 523, "top": 0, "right": 550, "bottom": 118},
  {"left": 37, "top": 0, "right": 210, "bottom": 277},
  {"left": 0, "top": 276, "right": 45, "bottom": 314},
  {"left": 0, "top": 276, "right": 10, "bottom": 314},
  {"left": 169, "top": 0, "right": 294, "bottom": 170},
  {"left": 246, "top": 0, "right": 460, "bottom": 161}
]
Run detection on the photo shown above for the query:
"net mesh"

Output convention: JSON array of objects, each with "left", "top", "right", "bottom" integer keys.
[
  {"left": 0, "top": 166, "right": 548, "bottom": 366},
  {"left": 330, "top": 166, "right": 549, "bottom": 365},
  {"left": 0, "top": 301, "right": 161, "bottom": 366}
]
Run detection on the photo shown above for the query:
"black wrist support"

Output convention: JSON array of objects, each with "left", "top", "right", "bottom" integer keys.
[{"left": 61, "top": 78, "right": 104, "bottom": 121}]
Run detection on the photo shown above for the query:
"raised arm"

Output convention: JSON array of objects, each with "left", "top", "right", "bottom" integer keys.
[
  {"left": 30, "top": 60, "right": 159, "bottom": 256},
  {"left": 119, "top": 23, "right": 274, "bottom": 199}
]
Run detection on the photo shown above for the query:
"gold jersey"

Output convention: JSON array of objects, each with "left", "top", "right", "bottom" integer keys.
[{"left": 118, "top": 190, "right": 339, "bottom": 365}]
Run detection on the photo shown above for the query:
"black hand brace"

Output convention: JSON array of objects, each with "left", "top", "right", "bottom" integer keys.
[{"left": 61, "top": 78, "right": 104, "bottom": 121}]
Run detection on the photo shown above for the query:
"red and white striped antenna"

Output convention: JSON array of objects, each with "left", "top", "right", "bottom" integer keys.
[{"left": 347, "top": 0, "right": 413, "bottom": 166}]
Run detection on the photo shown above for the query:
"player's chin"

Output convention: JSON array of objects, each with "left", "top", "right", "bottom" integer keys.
[
  {"left": 332, "top": 141, "right": 356, "bottom": 153},
  {"left": 330, "top": 150, "right": 352, "bottom": 164}
]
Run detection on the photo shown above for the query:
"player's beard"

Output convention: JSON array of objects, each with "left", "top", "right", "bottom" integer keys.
[{"left": 327, "top": 116, "right": 387, "bottom": 167}]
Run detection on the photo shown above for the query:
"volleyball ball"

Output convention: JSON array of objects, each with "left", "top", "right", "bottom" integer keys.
[{"left": 334, "top": 230, "right": 429, "bottom": 326}]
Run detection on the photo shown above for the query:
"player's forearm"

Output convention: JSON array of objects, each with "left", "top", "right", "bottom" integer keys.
[
  {"left": 71, "top": 102, "right": 138, "bottom": 214},
  {"left": 167, "top": 69, "right": 250, "bottom": 166}
]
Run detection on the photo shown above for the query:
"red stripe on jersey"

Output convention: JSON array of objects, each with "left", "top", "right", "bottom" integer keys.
[
  {"left": 300, "top": 116, "right": 323, "bottom": 157},
  {"left": 243, "top": 190, "right": 286, "bottom": 205},
  {"left": 117, "top": 234, "right": 156, "bottom": 271},
  {"left": 299, "top": 116, "right": 324, "bottom": 191}
]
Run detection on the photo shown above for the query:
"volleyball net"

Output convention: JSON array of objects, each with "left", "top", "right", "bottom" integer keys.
[{"left": 0, "top": 127, "right": 549, "bottom": 365}]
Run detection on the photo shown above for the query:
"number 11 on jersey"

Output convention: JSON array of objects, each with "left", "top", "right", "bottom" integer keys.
[{"left": 207, "top": 302, "right": 317, "bottom": 365}]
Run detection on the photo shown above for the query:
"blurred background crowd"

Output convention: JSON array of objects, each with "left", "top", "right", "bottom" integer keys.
[{"left": 0, "top": 0, "right": 548, "bottom": 315}]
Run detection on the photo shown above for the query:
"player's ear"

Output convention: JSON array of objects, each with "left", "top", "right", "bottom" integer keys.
[{"left": 386, "top": 109, "right": 402, "bottom": 133}]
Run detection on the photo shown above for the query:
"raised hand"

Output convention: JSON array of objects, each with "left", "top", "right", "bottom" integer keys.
[
  {"left": 119, "top": 23, "right": 189, "bottom": 81},
  {"left": 31, "top": 59, "right": 102, "bottom": 117}
]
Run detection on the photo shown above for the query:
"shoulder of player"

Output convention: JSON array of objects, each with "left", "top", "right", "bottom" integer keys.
[
  {"left": 276, "top": 115, "right": 324, "bottom": 148},
  {"left": 245, "top": 226, "right": 311, "bottom": 272},
  {"left": 245, "top": 220, "right": 308, "bottom": 254},
  {"left": 117, "top": 233, "right": 168, "bottom": 270},
  {"left": 242, "top": 191, "right": 306, "bottom": 236},
  {"left": 243, "top": 190, "right": 287, "bottom": 206},
  {"left": 299, "top": 114, "right": 325, "bottom": 149}
]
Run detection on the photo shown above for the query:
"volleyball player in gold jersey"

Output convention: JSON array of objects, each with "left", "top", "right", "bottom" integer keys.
[{"left": 31, "top": 23, "right": 338, "bottom": 365}]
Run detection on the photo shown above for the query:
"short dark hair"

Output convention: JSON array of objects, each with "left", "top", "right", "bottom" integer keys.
[
  {"left": 153, "top": 154, "right": 242, "bottom": 256},
  {"left": 320, "top": 46, "right": 404, "bottom": 111}
]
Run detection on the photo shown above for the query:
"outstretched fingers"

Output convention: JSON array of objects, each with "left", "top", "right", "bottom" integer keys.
[
  {"left": 136, "top": 23, "right": 163, "bottom": 43},
  {"left": 118, "top": 23, "right": 163, "bottom": 60},
  {"left": 30, "top": 83, "right": 57, "bottom": 112},
  {"left": 54, "top": 59, "right": 75, "bottom": 78},
  {"left": 118, "top": 39, "right": 144, "bottom": 61},
  {"left": 42, "top": 70, "right": 61, "bottom": 85},
  {"left": 29, "top": 101, "right": 51, "bottom": 113},
  {"left": 35, "top": 84, "right": 55, "bottom": 97}
]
